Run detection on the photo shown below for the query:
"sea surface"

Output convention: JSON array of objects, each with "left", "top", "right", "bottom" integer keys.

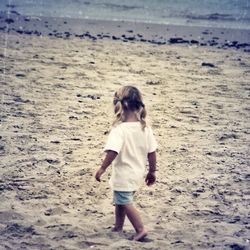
[{"left": 1, "top": 0, "right": 250, "bottom": 29}]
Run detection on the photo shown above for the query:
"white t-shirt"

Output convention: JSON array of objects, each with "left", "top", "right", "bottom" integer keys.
[{"left": 104, "top": 122, "right": 157, "bottom": 191}]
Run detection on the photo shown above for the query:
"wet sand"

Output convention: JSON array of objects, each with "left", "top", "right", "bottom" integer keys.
[
  {"left": 0, "top": 11, "right": 250, "bottom": 250},
  {"left": 1, "top": 10, "right": 250, "bottom": 49}
]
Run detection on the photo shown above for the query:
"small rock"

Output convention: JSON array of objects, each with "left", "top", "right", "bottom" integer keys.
[
  {"left": 15, "top": 73, "right": 26, "bottom": 77},
  {"left": 112, "top": 36, "right": 120, "bottom": 40},
  {"left": 195, "top": 188, "right": 205, "bottom": 193},
  {"left": 5, "top": 18, "right": 15, "bottom": 24},
  {"left": 69, "top": 116, "right": 78, "bottom": 120},
  {"left": 44, "top": 209, "right": 52, "bottom": 216},
  {"left": 201, "top": 62, "right": 215, "bottom": 68},
  {"left": 46, "top": 159, "right": 60, "bottom": 164},
  {"left": 171, "top": 240, "right": 184, "bottom": 244},
  {"left": 192, "top": 192, "right": 200, "bottom": 197},
  {"left": 219, "top": 133, "right": 238, "bottom": 141},
  {"left": 50, "top": 140, "right": 60, "bottom": 144},
  {"left": 190, "top": 39, "right": 199, "bottom": 44},
  {"left": 228, "top": 243, "right": 245, "bottom": 250},
  {"left": 146, "top": 80, "right": 161, "bottom": 85},
  {"left": 169, "top": 37, "right": 189, "bottom": 44}
]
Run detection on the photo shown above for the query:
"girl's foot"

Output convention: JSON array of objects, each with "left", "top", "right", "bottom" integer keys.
[
  {"left": 133, "top": 229, "right": 147, "bottom": 241},
  {"left": 111, "top": 226, "right": 123, "bottom": 232}
]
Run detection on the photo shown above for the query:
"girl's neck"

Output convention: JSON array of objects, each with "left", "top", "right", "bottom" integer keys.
[{"left": 124, "top": 111, "right": 139, "bottom": 122}]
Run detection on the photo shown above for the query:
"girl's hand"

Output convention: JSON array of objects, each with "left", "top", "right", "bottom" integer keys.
[
  {"left": 95, "top": 167, "right": 106, "bottom": 182},
  {"left": 145, "top": 171, "right": 156, "bottom": 186}
]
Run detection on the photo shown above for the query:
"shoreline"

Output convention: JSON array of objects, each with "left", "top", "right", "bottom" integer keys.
[{"left": 1, "top": 11, "right": 250, "bottom": 51}]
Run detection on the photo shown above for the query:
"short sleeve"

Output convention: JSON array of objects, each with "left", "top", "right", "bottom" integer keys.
[
  {"left": 104, "top": 126, "right": 124, "bottom": 154},
  {"left": 147, "top": 126, "right": 157, "bottom": 153}
]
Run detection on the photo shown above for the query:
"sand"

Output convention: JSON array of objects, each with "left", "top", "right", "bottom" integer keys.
[{"left": 0, "top": 15, "right": 250, "bottom": 250}]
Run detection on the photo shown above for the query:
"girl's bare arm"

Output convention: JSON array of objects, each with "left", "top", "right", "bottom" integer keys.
[
  {"left": 145, "top": 151, "right": 157, "bottom": 186},
  {"left": 95, "top": 150, "right": 117, "bottom": 182}
]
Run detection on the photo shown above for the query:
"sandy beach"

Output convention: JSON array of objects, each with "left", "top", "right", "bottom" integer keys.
[{"left": 0, "top": 12, "right": 250, "bottom": 250}]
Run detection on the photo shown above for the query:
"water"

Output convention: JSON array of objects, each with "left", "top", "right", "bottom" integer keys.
[{"left": 1, "top": 0, "right": 250, "bottom": 29}]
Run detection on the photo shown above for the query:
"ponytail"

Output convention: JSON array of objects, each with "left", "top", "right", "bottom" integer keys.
[{"left": 112, "top": 86, "right": 147, "bottom": 129}]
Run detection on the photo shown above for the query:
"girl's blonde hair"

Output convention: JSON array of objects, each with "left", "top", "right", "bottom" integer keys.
[{"left": 112, "top": 86, "right": 147, "bottom": 129}]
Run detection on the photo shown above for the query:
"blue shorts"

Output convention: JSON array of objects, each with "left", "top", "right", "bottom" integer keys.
[{"left": 113, "top": 191, "right": 135, "bottom": 205}]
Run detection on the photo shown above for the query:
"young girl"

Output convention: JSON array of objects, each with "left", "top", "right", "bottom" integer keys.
[{"left": 95, "top": 85, "right": 157, "bottom": 241}]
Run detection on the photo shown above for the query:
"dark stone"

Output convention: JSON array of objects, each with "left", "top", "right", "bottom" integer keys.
[
  {"left": 112, "top": 36, "right": 120, "bottom": 40},
  {"left": 15, "top": 73, "right": 26, "bottom": 77},
  {"left": 126, "top": 36, "right": 135, "bottom": 41},
  {"left": 24, "top": 30, "right": 33, "bottom": 35},
  {"left": 75, "top": 34, "right": 84, "bottom": 38},
  {"left": 237, "top": 43, "right": 250, "bottom": 48},
  {"left": 51, "top": 141, "right": 60, "bottom": 144},
  {"left": 16, "top": 30, "right": 24, "bottom": 34},
  {"left": 192, "top": 192, "right": 200, "bottom": 197},
  {"left": 46, "top": 159, "right": 60, "bottom": 164},
  {"left": 202, "top": 31, "right": 209, "bottom": 35},
  {"left": 208, "top": 40, "right": 218, "bottom": 46},
  {"left": 169, "top": 37, "right": 189, "bottom": 44},
  {"left": 5, "top": 18, "right": 14, "bottom": 24},
  {"left": 69, "top": 116, "right": 78, "bottom": 120},
  {"left": 219, "top": 133, "right": 238, "bottom": 140},
  {"left": 229, "top": 243, "right": 245, "bottom": 250},
  {"left": 225, "top": 41, "right": 239, "bottom": 47},
  {"left": 64, "top": 31, "right": 71, "bottom": 37},
  {"left": 190, "top": 39, "right": 199, "bottom": 44},
  {"left": 151, "top": 40, "right": 166, "bottom": 45},
  {"left": 201, "top": 62, "right": 215, "bottom": 68},
  {"left": 33, "top": 30, "right": 41, "bottom": 36}
]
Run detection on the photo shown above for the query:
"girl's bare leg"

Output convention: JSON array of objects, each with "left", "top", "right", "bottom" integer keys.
[
  {"left": 124, "top": 204, "right": 147, "bottom": 241},
  {"left": 113, "top": 205, "right": 126, "bottom": 232}
]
